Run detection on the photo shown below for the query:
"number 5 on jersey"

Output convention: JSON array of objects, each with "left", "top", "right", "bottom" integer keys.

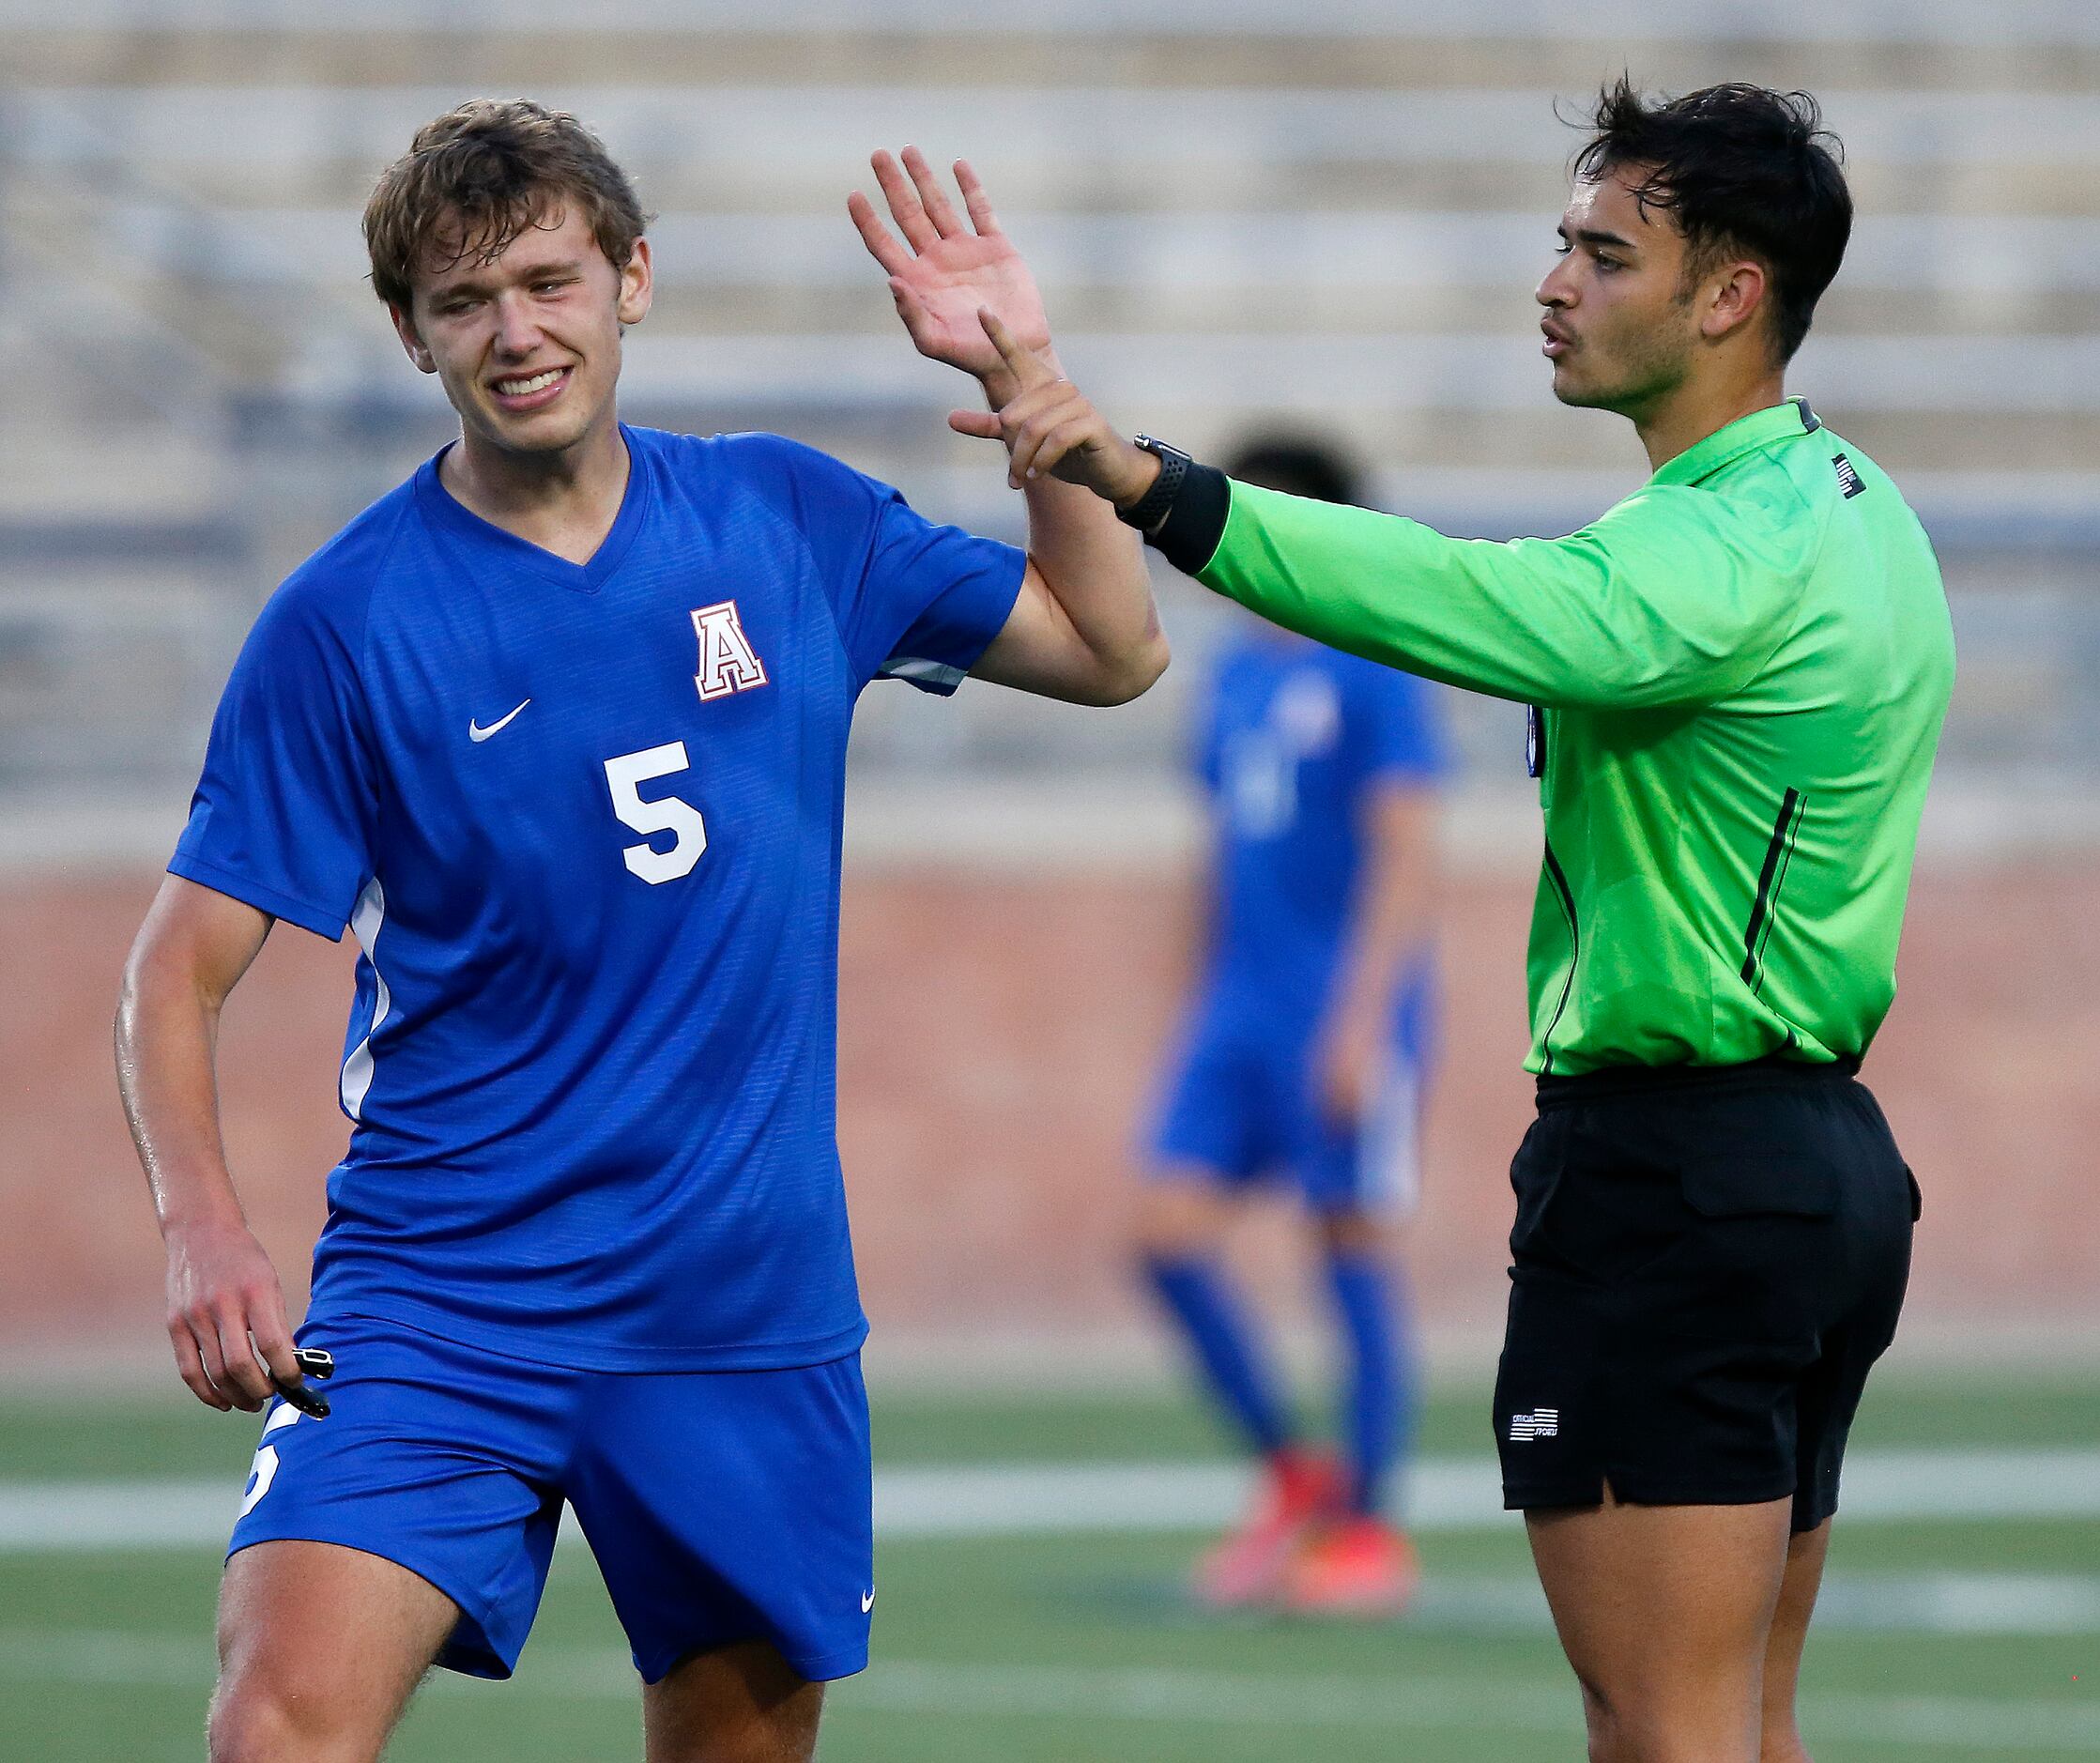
[{"left": 605, "top": 742, "right": 707, "bottom": 883}]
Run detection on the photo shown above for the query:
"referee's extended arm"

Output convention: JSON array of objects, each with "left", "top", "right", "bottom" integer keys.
[{"left": 947, "top": 376, "right": 1814, "bottom": 714}]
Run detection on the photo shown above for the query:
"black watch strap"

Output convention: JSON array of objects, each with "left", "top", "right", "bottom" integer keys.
[{"left": 1116, "top": 436, "right": 1189, "bottom": 533}]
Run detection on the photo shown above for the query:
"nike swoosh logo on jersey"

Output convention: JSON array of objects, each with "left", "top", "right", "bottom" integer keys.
[
  {"left": 468, "top": 699, "right": 531, "bottom": 743},
  {"left": 861, "top": 1588, "right": 876, "bottom": 1613}
]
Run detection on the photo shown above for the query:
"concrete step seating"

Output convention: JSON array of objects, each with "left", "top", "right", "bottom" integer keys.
[{"left": 0, "top": 0, "right": 2094, "bottom": 790}]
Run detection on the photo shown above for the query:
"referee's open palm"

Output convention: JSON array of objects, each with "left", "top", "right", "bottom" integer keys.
[{"left": 851, "top": 147, "right": 1050, "bottom": 395}]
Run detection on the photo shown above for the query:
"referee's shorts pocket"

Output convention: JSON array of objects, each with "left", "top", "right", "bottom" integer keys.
[{"left": 1668, "top": 1089, "right": 1842, "bottom": 1219}]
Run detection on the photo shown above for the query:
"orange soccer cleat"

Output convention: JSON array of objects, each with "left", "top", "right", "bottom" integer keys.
[
  {"left": 1279, "top": 1512, "right": 1420, "bottom": 1616},
  {"left": 1194, "top": 1447, "right": 1343, "bottom": 1608}
]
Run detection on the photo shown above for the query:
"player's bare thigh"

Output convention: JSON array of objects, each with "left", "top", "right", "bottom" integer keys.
[
  {"left": 643, "top": 1640, "right": 826, "bottom": 1763},
  {"left": 1525, "top": 1488, "right": 1793, "bottom": 1763},
  {"left": 211, "top": 1540, "right": 459, "bottom": 1763},
  {"left": 1137, "top": 1163, "right": 1244, "bottom": 1256},
  {"left": 1315, "top": 1203, "right": 1400, "bottom": 1258}
]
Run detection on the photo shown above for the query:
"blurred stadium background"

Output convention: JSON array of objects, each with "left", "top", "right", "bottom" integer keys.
[{"left": 1, "top": 2, "right": 2095, "bottom": 1758}]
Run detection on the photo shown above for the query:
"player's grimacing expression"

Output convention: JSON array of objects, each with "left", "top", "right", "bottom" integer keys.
[
  {"left": 390, "top": 201, "right": 651, "bottom": 456},
  {"left": 1535, "top": 166, "right": 1747, "bottom": 415}
]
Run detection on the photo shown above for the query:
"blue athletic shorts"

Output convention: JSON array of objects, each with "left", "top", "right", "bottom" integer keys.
[
  {"left": 228, "top": 1313, "right": 873, "bottom": 1685},
  {"left": 1148, "top": 1024, "right": 1429, "bottom": 1219}
]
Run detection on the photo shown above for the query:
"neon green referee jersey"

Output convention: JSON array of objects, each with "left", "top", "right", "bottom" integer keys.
[{"left": 1189, "top": 399, "right": 1955, "bottom": 1075}]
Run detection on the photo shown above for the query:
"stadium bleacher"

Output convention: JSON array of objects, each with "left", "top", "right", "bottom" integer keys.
[{"left": 2, "top": 0, "right": 2096, "bottom": 820}]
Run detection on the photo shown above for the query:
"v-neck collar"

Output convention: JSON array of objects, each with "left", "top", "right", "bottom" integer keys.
[
  {"left": 415, "top": 424, "right": 652, "bottom": 594},
  {"left": 1649, "top": 397, "right": 1821, "bottom": 490}
]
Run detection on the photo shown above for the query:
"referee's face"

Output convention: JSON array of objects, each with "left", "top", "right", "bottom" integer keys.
[{"left": 1537, "top": 169, "right": 1701, "bottom": 416}]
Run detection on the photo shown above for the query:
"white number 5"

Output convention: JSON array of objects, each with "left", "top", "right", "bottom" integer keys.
[{"left": 604, "top": 742, "right": 708, "bottom": 883}]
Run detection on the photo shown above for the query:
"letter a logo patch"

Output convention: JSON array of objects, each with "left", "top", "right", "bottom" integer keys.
[{"left": 692, "top": 601, "right": 770, "bottom": 702}]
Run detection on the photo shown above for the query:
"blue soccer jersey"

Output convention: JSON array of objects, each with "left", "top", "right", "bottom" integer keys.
[
  {"left": 172, "top": 425, "right": 1023, "bottom": 1372},
  {"left": 1193, "top": 632, "right": 1445, "bottom": 1037}
]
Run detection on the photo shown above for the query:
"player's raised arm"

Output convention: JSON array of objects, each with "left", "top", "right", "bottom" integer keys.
[
  {"left": 116, "top": 876, "right": 308, "bottom": 1414},
  {"left": 851, "top": 149, "right": 1166, "bottom": 706}
]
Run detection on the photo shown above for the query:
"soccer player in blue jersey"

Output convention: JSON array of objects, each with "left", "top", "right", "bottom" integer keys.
[
  {"left": 114, "top": 101, "right": 1164, "bottom": 1763},
  {"left": 1139, "top": 436, "right": 1444, "bottom": 1615}
]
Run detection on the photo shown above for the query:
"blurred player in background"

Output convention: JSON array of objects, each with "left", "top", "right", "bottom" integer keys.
[
  {"left": 115, "top": 104, "right": 1163, "bottom": 1763},
  {"left": 1140, "top": 434, "right": 1442, "bottom": 1616}
]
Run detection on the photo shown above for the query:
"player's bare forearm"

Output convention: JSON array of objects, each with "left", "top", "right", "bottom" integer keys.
[
  {"left": 117, "top": 897, "right": 248, "bottom": 1235},
  {"left": 1334, "top": 789, "right": 1438, "bottom": 1025},
  {"left": 116, "top": 876, "right": 304, "bottom": 1411},
  {"left": 971, "top": 467, "right": 1166, "bottom": 704},
  {"left": 1319, "top": 788, "right": 1439, "bottom": 1120}
]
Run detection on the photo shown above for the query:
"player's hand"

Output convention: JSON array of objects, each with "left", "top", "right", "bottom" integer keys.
[
  {"left": 163, "top": 1218, "right": 303, "bottom": 1413},
  {"left": 949, "top": 308, "right": 1160, "bottom": 505},
  {"left": 849, "top": 147, "right": 1052, "bottom": 404}
]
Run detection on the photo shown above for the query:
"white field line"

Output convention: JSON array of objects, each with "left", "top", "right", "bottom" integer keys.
[
  {"left": 845, "top": 1664, "right": 2100, "bottom": 1755},
  {"left": 0, "top": 1634, "right": 2094, "bottom": 1753},
  {"left": 1, "top": 1447, "right": 2096, "bottom": 1552},
  {"left": 1403, "top": 1571, "right": 2100, "bottom": 1638}
]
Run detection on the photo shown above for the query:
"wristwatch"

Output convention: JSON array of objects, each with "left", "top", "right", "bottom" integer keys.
[{"left": 1117, "top": 435, "right": 1191, "bottom": 534}]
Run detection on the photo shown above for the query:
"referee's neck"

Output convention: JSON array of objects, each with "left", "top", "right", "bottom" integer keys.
[{"left": 1633, "top": 367, "right": 1787, "bottom": 474}]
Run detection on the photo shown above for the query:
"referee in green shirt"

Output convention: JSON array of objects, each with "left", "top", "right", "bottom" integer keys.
[{"left": 948, "top": 79, "right": 1954, "bottom": 1762}]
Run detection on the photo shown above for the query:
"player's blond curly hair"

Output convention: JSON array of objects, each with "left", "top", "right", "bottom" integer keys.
[{"left": 363, "top": 98, "right": 649, "bottom": 310}]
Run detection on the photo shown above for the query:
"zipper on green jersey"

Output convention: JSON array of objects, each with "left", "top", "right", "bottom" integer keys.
[
  {"left": 1740, "top": 788, "right": 1807, "bottom": 992},
  {"left": 1538, "top": 837, "right": 1580, "bottom": 1076}
]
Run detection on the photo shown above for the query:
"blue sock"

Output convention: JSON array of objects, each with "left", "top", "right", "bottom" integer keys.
[
  {"left": 1142, "top": 1254, "right": 1293, "bottom": 1456},
  {"left": 1326, "top": 1249, "right": 1416, "bottom": 1515}
]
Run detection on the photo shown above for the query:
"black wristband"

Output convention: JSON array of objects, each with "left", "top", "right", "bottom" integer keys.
[{"left": 1147, "top": 464, "right": 1233, "bottom": 576}]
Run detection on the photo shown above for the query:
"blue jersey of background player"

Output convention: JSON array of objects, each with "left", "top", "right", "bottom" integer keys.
[
  {"left": 114, "top": 105, "right": 1165, "bottom": 1763},
  {"left": 1139, "top": 436, "right": 1445, "bottom": 1617}
]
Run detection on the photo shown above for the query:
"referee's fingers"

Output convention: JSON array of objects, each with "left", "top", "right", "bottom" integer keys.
[
  {"left": 1028, "top": 416, "right": 1100, "bottom": 485},
  {"left": 976, "top": 308, "right": 1044, "bottom": 384},
  {"left": 991, "top": 377, "right": 1075, "bottom": 443},
  {"left": 1005, "top": 388, "right": 1094, "bottom": 483}
]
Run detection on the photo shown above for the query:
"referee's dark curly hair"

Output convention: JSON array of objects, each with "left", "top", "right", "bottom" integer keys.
[{"left": 1573, "top": 78, "right": 1852, "bottom": 362}]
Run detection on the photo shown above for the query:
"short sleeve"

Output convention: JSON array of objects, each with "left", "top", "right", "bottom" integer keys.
[
  {"left": 858, "top": 492, "right": 1026, "bottom": 696},
  {"left": 1348, "top": 660, "right": 1447, "bottom": 789},
  {"left": 169, "top": 580, "right": 380, "bottom": 941},
  {"left": 724, "top": 435, "right": 1024, "bottom": 696}
]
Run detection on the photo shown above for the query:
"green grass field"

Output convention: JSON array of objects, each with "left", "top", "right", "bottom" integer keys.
[{"left": 1, "top": 1372, "right": 2094, "bottom": 1760}]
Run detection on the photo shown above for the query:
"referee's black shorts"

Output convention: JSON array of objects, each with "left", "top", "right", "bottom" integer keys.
[{"left": 1492, "top": 1057, "right": 1919, "bottom": 1533}]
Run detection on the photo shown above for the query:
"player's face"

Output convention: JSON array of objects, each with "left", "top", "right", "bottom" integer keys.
[
  {"left": 1535, "top": 169, "right": 1702, "bottom": 416},
  {"left": 392, "top": 203, "right": 651, "bottom": 459}
]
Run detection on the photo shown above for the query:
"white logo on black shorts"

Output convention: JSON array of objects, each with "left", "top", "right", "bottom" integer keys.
[{"left": 1509, "top": 1407, "right": 1560, "bottom": 1442}]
